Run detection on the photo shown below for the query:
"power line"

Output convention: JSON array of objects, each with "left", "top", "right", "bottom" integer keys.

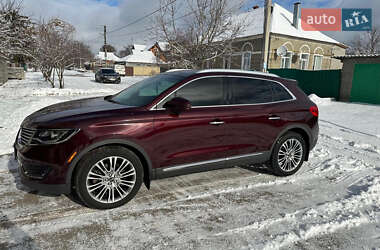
[
  {"left": 107, "top": 6, "right": 201, "bottom": 39},
  {"left": 107, "top": 0, "right": 178, "bottom": 34}
]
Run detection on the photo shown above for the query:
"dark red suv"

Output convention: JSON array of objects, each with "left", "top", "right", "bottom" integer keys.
[{"left": 14, "top": 69, "right": 318, "bottom": 209}]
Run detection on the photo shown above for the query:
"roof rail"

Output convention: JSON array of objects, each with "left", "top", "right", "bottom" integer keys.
[
  {"left": 198, "top": 69, "right": 278, "bottom": 77},
  {"left": 166, "top": 69, "right": 193, "bottom": 72}
]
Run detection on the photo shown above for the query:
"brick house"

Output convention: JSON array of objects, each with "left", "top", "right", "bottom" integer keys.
[{"left": 213, "top": 3, "right": 347, "bottom": 71}]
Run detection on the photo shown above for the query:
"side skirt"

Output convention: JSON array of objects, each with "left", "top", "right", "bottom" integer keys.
[{"left": 154, "top": 151, "right": 271, "bottom": 179}]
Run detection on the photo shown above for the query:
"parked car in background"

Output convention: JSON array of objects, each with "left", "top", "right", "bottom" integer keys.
[
  {"left": 15, "top": 69, "right": 319, "bottom": 209},
  {"left": 95, "top": 68, "right": 121, "bottom": 84},
  {"left": 114, "top": 62, "right": 126, "bottom": 76}
]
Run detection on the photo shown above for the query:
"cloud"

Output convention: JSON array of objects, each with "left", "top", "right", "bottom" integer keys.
[{"left": 21, "top": 0, "right": 380, "bottom": 54}]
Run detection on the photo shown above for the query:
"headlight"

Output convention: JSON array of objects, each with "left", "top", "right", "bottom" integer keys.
[{"left": 31, "top": 129, "right": 80, "bottom": 145}]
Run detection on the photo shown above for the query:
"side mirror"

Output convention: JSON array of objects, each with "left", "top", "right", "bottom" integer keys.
[{"left": 163, "top": 97, "right": 191, "bottom": 115}]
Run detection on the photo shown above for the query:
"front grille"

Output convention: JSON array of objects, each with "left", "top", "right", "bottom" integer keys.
[{"left": 19, "top": 128, "right": 35, "bottom": 146}]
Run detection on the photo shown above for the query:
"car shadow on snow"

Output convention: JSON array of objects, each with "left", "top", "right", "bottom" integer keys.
[
  {"left": 6, "top": 155, "right": 85, "bottom": 206},
  {"left": 237, "top": 163, "right": 274, "bottom": 175}
]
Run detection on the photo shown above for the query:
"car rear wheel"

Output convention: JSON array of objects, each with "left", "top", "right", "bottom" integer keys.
[
  {"left": 74, "top": 146, "right": 143, "bottom": 209},
  {"left": 269, "top": 132, "right": 306, "bottom": 176}
]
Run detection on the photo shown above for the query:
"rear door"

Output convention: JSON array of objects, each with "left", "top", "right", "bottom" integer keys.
[
  {"left": 151, "top": 77, "right": 230, "bottom": 169},
  {"left": 221, "top": 77, "right": 294, "bottom": 160}
]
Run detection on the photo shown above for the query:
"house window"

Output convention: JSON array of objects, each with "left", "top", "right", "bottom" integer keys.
[
  {"left": 313, "top": 55, "right": 323, "bottom": 70},
  {"left": 300, "top": 53, "right": 309, "bottom": 70},
  {"left": 241, "top": 52, "right": 251, "bottom": 70},
  {"left": 281, "top": 52, "right": 292, "bottom": 69}
]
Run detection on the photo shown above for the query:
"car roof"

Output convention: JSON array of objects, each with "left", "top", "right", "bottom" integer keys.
[{"left": 165, "top": 69, "right": 278, "bottom": 78}]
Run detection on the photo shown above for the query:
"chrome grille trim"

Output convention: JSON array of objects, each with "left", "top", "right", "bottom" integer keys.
[{"left": 19, "top": 127, "right": 36, "bottom": 146}]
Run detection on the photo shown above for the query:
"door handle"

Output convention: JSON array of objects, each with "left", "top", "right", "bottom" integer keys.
[
  {"left": 209, "top": 120, "right": 225, "bottom": 125},
  {"left": 268, "top": 115, "right": 281, "bottom": 120}
]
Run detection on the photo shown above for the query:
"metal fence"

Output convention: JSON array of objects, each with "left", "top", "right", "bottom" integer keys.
[{"left": 269, "top": 69, "right": 341, "bottom": 100}]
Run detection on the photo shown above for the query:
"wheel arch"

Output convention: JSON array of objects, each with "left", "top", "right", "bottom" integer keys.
[
  {"left": 271, "top": 124, "right": 312, "bottom": 161},
  {"left": 67, "top": 139, "right": 154, "bottom": 192}
]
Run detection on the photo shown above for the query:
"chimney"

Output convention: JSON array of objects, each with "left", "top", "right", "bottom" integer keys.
[{"left": 293, "top": 2, "right": 301, "bottom": 29}]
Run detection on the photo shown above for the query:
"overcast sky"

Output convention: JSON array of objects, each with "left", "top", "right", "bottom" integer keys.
[{"left": 21, "top": 0, "right": 380, "bottom": 54}]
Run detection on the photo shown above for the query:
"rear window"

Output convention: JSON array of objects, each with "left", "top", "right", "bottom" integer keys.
[
  {"left": 271, "top": 83, "right": 293, "bottom": 101},
  {"left": 229, "top": 77, "right": 293, "bottom": 105},
  {"left": 101, "top": 69, "right": 116, "bottom": 74},
  {"left": 229, "top": 78, "right": 273, "bottom": 104}
]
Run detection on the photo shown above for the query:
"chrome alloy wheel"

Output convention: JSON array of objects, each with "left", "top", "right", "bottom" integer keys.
[
  {"left": 277, "top": 138, "right": 303, "bottom": 172},
  {"left": 86, "top": 156, "right": 136, "bottom": 204}
]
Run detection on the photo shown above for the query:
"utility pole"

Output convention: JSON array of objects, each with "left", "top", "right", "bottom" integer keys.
[
  {"left": 262, "top": 0, "right": 272, "bottom": 72},
  {"left": 104, "top": 25, "right": 107, "bottom": 63}
]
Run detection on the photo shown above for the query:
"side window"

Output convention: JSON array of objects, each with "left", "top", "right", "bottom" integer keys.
[
  {"left": 159, "top": 77, "right": 225, "bottom": 108},
  {"left": 271, "top": 83, "right": 293, "bottom": 101},
  {"left": 229, "top": 78, "right": 273, "bottom": 104}
]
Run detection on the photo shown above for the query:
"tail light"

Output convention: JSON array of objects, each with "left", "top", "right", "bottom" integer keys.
[{"left": 310, "top": 106, "right": 319, "bottom": 117}]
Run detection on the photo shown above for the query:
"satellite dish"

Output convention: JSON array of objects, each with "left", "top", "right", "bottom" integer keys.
[{"left": 277, "top": 46, "right": 288, "bottom": 57}]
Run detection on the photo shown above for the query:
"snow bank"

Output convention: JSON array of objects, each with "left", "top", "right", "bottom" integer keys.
[{"left": 308, "top": 94, "right": 333, "bottom": 106}]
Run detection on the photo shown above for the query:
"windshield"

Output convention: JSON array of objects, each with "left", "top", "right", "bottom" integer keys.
[
  {"left": 101, "top": 69, "right": 116, "bottom": 74},
  {"left": 110, "top": 73, "right": 187, "bottom": 107}
]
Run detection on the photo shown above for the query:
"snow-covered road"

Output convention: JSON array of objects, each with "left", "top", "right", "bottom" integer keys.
[{"left": 0, "top": 72, "right": 379, "bottom": 249}]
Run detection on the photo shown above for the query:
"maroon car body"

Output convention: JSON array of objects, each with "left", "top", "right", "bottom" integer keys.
[{"left": 14, "top": 69, "right": 318, "bottom": 201}]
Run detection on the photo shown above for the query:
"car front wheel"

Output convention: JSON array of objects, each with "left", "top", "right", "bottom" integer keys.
[
  {"left": 269, "top": 132, "right": 306, "bottom": 176},
  {"left": 74, "top": 146, "right": 143, "bottom": 209}
]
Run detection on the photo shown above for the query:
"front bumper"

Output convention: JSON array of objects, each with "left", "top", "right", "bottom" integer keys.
[{"left": 14, "top": 144, "right": 72, "bottom": 195}]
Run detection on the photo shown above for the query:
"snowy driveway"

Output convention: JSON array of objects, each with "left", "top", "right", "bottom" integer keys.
[{"left": 0, "top": 72, "right": 379, "bottom": 249}]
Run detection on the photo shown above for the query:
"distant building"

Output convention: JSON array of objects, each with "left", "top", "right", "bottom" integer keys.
[
  {"left": 148, "top": 42, "right": 169, "bottom": 63},
  {"left": 213, "top": 3, "right": 347, "bottom": 71},
  {"left": 94, "top": 44, "right": 161, "bottom": 76}
]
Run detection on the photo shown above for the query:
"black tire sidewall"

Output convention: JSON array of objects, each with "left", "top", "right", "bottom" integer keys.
[
  {"left": 271, "top": 132, "right": 306, "bottom": 176},
  {"left": 75, "top": 146, "right": 143, "bottom": 209}
]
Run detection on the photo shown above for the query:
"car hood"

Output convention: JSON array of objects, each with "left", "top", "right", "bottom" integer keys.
[{"left": 22, "top": 97, "right": 134, "bottom": 128}]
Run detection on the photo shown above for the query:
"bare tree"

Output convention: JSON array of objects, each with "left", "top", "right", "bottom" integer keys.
[
  {"left": 100, "top": 44, "right": 116, "bottom": 53},
  {"left": 31, "top": 18, "right": 76, "bottom": 88},
  {"left": 118, "top": 45, "right": 133, "bottom": 58},
  {"left": 156, "top": 0, "right": 245, "bottom": 69},
  {"left": 0, "top": 0, "right": 34, "bottom": 62},
  {"left": 349, "top": 26, "right": 380, "bottom": 55},
  {"left": 72, "top": 41, "right": 93, "bottom": 68}
]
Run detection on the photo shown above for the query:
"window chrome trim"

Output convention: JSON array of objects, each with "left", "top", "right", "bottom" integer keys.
[
  {"left": 150, "top": 75, "right": 296, "bottom": 111},
  {"left": 162, "top": 152, "right": 264, "bottom": 172}
]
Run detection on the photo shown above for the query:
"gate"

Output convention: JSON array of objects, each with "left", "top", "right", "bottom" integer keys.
[{"left": 350, "top": 64, "right": 380, "bottom": 105}]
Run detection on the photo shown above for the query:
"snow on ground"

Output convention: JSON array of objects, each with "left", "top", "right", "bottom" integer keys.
[
  {"left": 0, "top": 71, "right": 146, "bottom": 155},
  {"left": 0, "top": 72, "right": 379, "bottom": 249}
]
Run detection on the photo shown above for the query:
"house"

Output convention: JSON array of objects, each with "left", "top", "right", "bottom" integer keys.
[
  {"left": 122, "top": 44, "right": 160, "bottom": 76},
  {"left": 95, "top": 51, "right": 122, "bottom": 63},
  {"left": 92, "top": 45, "right": 161, "bottom": 76},
  {"left": 148, "top": 42, "right": 169, "bottom": 63},
  {"left": 214, "top": 3, "right": 347, "bottom": 71}
]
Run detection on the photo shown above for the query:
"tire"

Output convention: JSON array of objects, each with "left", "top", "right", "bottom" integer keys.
[
  {"left": 74, "top": 146, "right": 143, "bottom": 209},
  {"left": 269, "top": 132, "right": 306, "bottom": 176}
]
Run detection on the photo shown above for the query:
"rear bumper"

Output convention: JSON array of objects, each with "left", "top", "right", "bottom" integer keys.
[
  {"left": 100, "top": 77, "right": 120, "bottom": 83},
  {"left": 310, "top": 122, "right": 319, "bottom": 150}
]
